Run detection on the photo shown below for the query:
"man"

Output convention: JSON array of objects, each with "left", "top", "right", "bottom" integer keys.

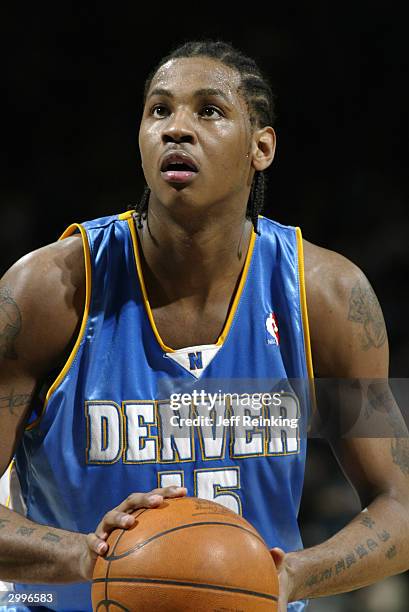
[{"left": 0, "top": 40, "right": 408, "bottom": 611}]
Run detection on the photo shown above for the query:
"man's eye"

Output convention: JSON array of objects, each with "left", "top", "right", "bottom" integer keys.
[
  {"left": 200, "top": 105, "right": 223, "bottom": 119},
  {"left": 151, "top": 105, "right": 169, "bottom": 118}
]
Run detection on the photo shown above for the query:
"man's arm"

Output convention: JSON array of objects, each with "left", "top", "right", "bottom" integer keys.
[
  {"left": 0, "top": 237, "right": 85, "bottom": 469},
  {"left": 0, "top": 238, "right": 187, "bottom": 583},
  {"left": 278, "top": 242, "right": 409, "bottom": 606},
  {"left": 0, "top": 235, "right": 97, "bottom": 582}
]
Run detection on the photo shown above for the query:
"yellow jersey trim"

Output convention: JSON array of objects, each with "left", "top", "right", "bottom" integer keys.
[
  {"left": 127, "top": 217, "right": 174, "bottom": 352},
  {"left": 215, "top": 229, "right": 256, "bottom": 346},
  {"left": 118, "top": 210, "right": 134, "bottom": 220},
  {"left": 127, "top": 217, "right": 256, "bottom": 353},
  {"left": 25, "top": 224, "right": 92, "bottom": 430},
  {"left": 5, "top": 460, "right": 14, "bottom": 508},
  {"left": 295, "top": 227, "right": 314, "bottom": 379}
]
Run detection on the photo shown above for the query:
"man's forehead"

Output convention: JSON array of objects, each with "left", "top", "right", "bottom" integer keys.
[{"left": 148, "top": 57, "right": 241, "bottom": 99}]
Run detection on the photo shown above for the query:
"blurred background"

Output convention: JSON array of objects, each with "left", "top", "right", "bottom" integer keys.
[{"left": 1, "top": 2, "right": 408, "bottom": 610}]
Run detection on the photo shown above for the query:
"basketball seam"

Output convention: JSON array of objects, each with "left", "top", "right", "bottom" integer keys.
[
  {"left": 104, "top": 521, "right": 266, "bottom": 561},
  {"left": 105, "top": 508, "right": 150, "bottom": 604},
  {"left": 92, "top": 577, "right": 278, "bottom": 602},
  {"left": 95, "top": 598, "right": 130, "bottom": 612}
]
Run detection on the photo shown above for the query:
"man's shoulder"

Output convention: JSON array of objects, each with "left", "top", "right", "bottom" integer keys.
[
  {"left": 9, "top": 233, "right": 85, "bottom": 295},
  {"left": 302, "top": 238, "right": 363, "bottom": 302},
  {"left": 260, "top": 219, "right": 365, "bottom": 298},
  {"left": 0, "top": 234, "right": 85, "bottom": 375},
  {"left": 302, "top": 238, "right": 387, "bottom": 376}
]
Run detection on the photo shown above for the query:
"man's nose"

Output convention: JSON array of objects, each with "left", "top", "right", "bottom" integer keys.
[{"left": 161, "top": 109, "right": 196, "bottom": 144}]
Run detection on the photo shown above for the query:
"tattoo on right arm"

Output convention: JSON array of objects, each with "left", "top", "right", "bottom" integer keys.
[
  {"left": 16, "top": 526, "right": 36, "bottom": 537},
  {"left": 0, "top": 287, "right": 22, "bottom": 360},
  {"left": 0, "top": 520, "right": 64, "bottom": 545},
  {"left": 42, "top": 532, "right": 63, "bottom": 544},
  {"left": 0, "top": 389, "right": 32, "bottom": 415}
]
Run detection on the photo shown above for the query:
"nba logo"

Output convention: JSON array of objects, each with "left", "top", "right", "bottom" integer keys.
[{"left": 266, "top": 312, "right": 280, "bottom": 345}]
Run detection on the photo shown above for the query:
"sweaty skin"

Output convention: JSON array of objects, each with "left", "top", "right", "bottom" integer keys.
[{"left": 0, "top": 57, "right": 408, "bottom": 609}]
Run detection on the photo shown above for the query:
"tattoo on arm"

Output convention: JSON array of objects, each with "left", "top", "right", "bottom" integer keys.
[
  {"left": 365, "top": 384, "right": 409, "bottom": 476},
  {"left": 385, "top": 545, "right": 397, "bottom": 559},
  {"left": 1, "top": 523, "right": 63, "bottom": 544},
  {"left": 347, "top": 281, "right": 386, "bottom": 350},
  {"left": 0, "top": 389, "right": 32, "bottom": 415},
  {"left": 16, "top": 527, "right": 36, "bottom": 537},
  {"left": 304, "top": 528, "right": 394, "bottom": 592},
  {"left": 391, "top": 438, "right": 409, "bottom": 475},
  {"left": 0, "top": 287, "right": 22, "bottom": 360},
  {"left": 1, "top": 496, "right": 64, "bottom": 544},
  {"left": 360, "top": 515, "right": 375, "bottom": 529},
  {"left": 377, "top": 530, "right": 391, "bottom": 542},
  {"left": 365, "top": 385, "right": 395, "bottom": 419},
  {"left": 385, "top": 397, "right": 409, "bottom": 476},
  {"left": 42, "top": 532, "right": 62, "bottom": 544}
]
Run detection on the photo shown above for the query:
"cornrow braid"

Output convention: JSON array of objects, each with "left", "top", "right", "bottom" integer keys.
[
  {"left": 133, "top": 40, "right": 275, "bottom": 233},
  {"left": 135, "top": 186, "right": 150, "bottom": 228}
]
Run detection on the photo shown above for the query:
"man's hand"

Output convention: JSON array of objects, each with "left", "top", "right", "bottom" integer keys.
[
  {"left": 80, "top": 486, "right": 187, "bottom": 580},
  {"left": 271, "top": 547, "right": 294, "bottom": 612}
]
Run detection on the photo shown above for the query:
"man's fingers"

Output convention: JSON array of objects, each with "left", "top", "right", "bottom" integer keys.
[
  {"left": 96, "top": 509, "right": 136, "bottom": 537},
  {"left": 149, "top": 486, "right": 187, "bottom": 499},
  {"left": 86, "top": 532, "right": 109, "bottom": 556},
  {"left": 270, "top": 547, "right": 286, "bottom": 571},
  {"left": 118, "top": 487, "right": 186, "bottom": 513},
  {"left": 90, "top": 487, "right": 187, "bottom": 558},
  {"left": 116, "top": 492, "right": 163, "bottom": 514}
]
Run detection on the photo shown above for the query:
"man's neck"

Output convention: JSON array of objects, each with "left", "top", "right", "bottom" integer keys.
[{"left": 136, "top": 205, "right": 253, "bottom": 303}]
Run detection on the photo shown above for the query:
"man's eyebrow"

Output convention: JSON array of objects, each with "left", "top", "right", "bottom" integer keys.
[
  {"left": 147, "top": 87, "right": 230, "bottom": 102},
  {"left": 148, "top": 88, "right": 174, "bottom": 99},
  {"left": 193, "top": 88, "right": 230, "bottom": 102}
]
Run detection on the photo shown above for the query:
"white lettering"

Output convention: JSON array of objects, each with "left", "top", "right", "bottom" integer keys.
[{"left": 86, "top": 402, "right": 122, "bottom": 463}]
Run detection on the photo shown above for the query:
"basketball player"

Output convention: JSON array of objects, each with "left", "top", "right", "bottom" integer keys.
[{"left": 0, "top": 41, "right": 408, "bottom": 612}]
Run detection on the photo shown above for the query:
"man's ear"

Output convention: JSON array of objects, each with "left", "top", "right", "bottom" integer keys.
[{"left": 252, "top": 126, "right": 276, "bottom": 171}]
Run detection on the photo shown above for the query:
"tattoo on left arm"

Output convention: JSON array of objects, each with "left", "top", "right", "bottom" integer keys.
[
  {"left": 348, "top": 281, "right": 387, "bottom": 350},
  {"left": 385, "top": 545, "right": 397, "bottom": 559},
  {"left": 391, "top": 439, "right": 409, "bottom": 476},
  {"left": 303, "top": 520, "right": 394, "bottom": 592},
  {"left": 364, "top": 385, "right": 409, "bottom": 477},
  {"left": 0, "top": 287, "right": 22, "bottom": 360},
  {"left": 360, "top": 515, "right": 375, "bottom": 529},
  {"left": 365, "top": 385, "right": 395, "bottom": 419}
]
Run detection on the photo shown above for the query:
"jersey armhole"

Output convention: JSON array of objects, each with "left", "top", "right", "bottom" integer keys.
[
  {"left": 295, "top": 227, "right": 314, "bottom": 380},
  {"left": 295, "top": 228, "right": 317, "bottom": 420},
  {"left": 25, "top": 224, "right": 92, "bottom": 430}
]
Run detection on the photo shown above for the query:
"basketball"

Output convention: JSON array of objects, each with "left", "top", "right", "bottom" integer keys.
[{"left": 92, "top": 497, "right": 279, "bottom": 611}]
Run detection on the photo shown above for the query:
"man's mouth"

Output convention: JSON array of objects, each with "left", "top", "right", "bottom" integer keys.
[{"left": 160, "top": 151, "right": 199, "bottom": 184}]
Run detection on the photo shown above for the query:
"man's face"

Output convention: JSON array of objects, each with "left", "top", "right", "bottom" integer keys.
[{"left": 139, "top": 57, "right": 255, "bottom": 213}]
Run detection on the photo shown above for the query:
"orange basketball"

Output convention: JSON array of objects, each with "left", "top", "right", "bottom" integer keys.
[{"left": 92, "top": 497, "right": 279, "bottom": 611}]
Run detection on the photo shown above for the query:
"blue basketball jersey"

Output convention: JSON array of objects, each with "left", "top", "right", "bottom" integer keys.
[{"left": 12, "top": 212, "right": 313, "bottom": 611}]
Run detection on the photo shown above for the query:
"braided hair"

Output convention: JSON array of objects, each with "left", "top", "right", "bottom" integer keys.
[{"left": 133, "top": 40, "right": 275, "bottom": 233}]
